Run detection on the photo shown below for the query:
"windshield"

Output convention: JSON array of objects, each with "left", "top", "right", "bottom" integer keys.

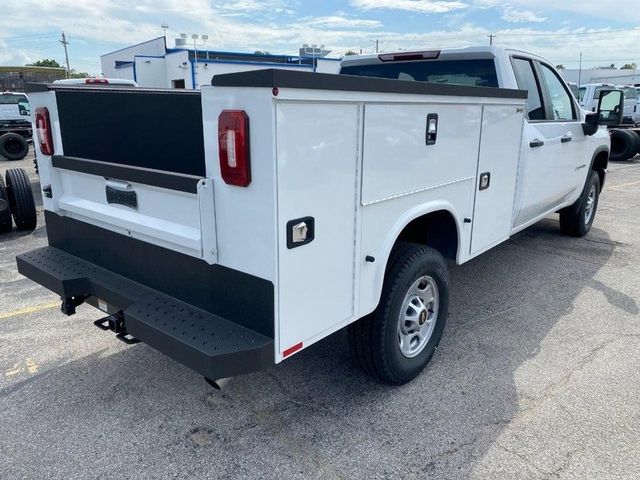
[
  {"left": 578, "top": 87, "right": 586, "bottom": 102},
  {"left": 622, "top": 87, "right": 637, "bottom": 100},
  {"left": 0, "top": 94, "right": 26, "bottom": 104},
  {"left": 568, "top": 84, "right": 579, "bottom": 99},
  {"left": 340, "top": 59, "right": 499, "bottom": 88}
]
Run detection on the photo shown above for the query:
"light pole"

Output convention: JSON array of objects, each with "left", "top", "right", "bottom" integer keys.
[{"left": 181, "top": 33, "right": 208, "bottom": 88}]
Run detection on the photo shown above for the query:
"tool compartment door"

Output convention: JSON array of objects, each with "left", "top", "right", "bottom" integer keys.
[
  {"left": 276, "top": 102, "right": 359, "bottom": 355},
  {"left": 470, "top": 105, "right": 524, "bottom": 255}
]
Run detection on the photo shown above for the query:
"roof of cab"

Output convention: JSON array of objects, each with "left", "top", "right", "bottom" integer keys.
[{"left": 339, "top": 45, "right": 552, "bottom": 68}]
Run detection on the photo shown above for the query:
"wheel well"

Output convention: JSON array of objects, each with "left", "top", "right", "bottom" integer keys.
[
  {"left": 592, "top": 150, "right": 608, "bottom": 190},
  {"left": 396, "top": 210, "right": 458, "bottom": 261}
]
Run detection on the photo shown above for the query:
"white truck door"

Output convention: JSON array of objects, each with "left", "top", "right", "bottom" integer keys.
[
  {"left": 275, "top": 102, "right": 359, "bottom": 356},
  {"left": 470, "top": 105, "right": 523, "bottom": 255},
  {"left": 511, "top": 57, "right": 583, "bottom": 226}
]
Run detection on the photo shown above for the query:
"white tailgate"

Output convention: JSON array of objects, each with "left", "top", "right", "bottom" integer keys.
[{"left": 52, "top": 169, "right": 217, "bottom": 262}]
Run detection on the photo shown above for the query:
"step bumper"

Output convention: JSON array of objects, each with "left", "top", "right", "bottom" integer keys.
[{"left": 17, "top": 246, "right": 274, "bottom": 380}]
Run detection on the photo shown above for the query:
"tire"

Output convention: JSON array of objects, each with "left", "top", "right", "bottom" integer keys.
[
  {"left": 348, "top": 242, "right": 449, "bottom": 385},
  {"left": 609, "top": 129, "right": 636, "bottom": 161},
  {"left": 5, "top": 168, "right": 36, "bottom": 231},
  {"left": 0, "top": 133, "right": 29, "bottom": 161},
  {"left": 629, "top": 130, "right": 640, "bottom": 156},
  {"left": 559, "top": 170, "right": 600, "bottom": 237},
  {"left": 0, "top": 176, "right": 12, "bottom": 234}
]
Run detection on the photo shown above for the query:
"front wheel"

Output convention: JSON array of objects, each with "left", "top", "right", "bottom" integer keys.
[
  {"left": 348, "top": 243, "right": 449, "bottom": 385},
  {"left": 559, "top": 170, "right": 600, "bottom": 237}
]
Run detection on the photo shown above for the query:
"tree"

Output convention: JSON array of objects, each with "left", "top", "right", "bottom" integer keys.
[
  {"left": 25, "top": 59, "right": 89, "bottom": 78},
  {"left": 555, "top": 64, "right": 565, "bottom": 70},
  {"left": 68, "top": 70, "right": 89, "bottom": 79},
  {"left": 253, "top": 50, "right": 270, "bottom": 55},
  {"left": 344, "top": 50, "right": 358, "bottom": 56},
  {"left": 621, "top": 63, "right": 637, "bottom": 70},
  {"left": 26, "top": 59, "right": 62, "bottom": 68}
]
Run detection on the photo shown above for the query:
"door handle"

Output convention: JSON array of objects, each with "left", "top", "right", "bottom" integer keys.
[
  {"left": 561, "top": 135, "right": 572, "bottom": 143},
  {"left": 529, "top": 139, "right": 544, "bottom": 148}
]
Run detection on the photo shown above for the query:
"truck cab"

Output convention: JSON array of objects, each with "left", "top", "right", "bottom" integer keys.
[{"left": 616, "top": 85, "right": 639, "bottom": 123}]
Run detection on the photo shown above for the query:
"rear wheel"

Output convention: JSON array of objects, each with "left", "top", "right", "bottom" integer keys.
[
  {"left": 5, "top": 168, "right": 36, "bottom": 231},
  {"left": 0, "top": 176, "right": 12, "bottom": 234},
  {"left": 559, "top": 170, "right": 600, "bottom": 237},
  {"left": 348, "top": 243, "right": 449, "bottom": 384},
  {"left": 0, "top": 133, "right": 29, "bottom": 161}
]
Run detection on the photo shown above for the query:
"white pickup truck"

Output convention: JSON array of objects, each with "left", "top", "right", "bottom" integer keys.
[{"left": 19, "top": 46, "right": 621, "bottom": 386}]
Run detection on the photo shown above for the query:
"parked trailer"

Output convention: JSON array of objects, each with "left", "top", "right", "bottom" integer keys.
[{"left": 18, "top": 46, "right": 619, "bottom": 385}]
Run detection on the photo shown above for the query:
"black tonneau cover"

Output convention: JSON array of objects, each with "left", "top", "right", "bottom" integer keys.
[{"left": 211, "top": 68, "right": 528, "bottom": 99}]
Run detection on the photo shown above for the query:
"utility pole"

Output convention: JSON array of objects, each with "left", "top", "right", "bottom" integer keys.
[
  {"left": 488, "top": 33, "right": 496, "bottom": 46},
  {"left": 372, "top": 39, "right": 382, "bottom": 53},
  {"left": 60, "top": 32, "right": 70, "bottom": 78},
  {"left": 578, "top": 52, "right": 583, "bottom": 89},
  {"left": 161, "top": 23, "right": 169, "bottom": 37}
]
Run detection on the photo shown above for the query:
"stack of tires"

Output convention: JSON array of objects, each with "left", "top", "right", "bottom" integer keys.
[
  {"left": 0, "top": 168, "right": 37, "bottom": 235},
  {"left": 609, "top": 129, "right": 640, "bottom": 162},
  {"left": 0, "top": 133, "right": 29, "bottom": 161}
]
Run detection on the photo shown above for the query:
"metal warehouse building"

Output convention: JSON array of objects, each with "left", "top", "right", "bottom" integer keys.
[{"left": 100, "top": 37, "right": 341, "bottom": 89}]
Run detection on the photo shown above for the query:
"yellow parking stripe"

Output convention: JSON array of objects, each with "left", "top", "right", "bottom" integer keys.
[{"left": 0, "top": 301, "right": 59, "bottom": 320}]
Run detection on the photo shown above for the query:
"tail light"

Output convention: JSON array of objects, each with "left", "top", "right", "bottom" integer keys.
[
  {"left": 35, "top": 107, "right": 53, "bottom": 156},
  {"left": 218, "top": 110, "right": 251, "bottom": 187},
  {"left": 85, "top": 78, "right": 109, "bottom": 84}
]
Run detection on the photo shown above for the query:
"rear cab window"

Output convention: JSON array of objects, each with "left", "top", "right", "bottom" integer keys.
[{"left": 340, "top": 59, "right": 499, "bottom": 88}]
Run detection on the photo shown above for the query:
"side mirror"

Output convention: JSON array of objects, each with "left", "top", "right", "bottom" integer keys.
[
  {"left": 582, "top": 89, "right": 624, "bottom": 136},
  {"left": 597, "top": 89, "right": 624, "bottom": 126}
]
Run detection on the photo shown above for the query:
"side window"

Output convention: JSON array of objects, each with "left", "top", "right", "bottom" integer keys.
[
  {"left": 539, "top": 63, "right": 576, "bottom": 121},
  {"left": 512, "top": 58, "right": 544, "bottom": 120}
]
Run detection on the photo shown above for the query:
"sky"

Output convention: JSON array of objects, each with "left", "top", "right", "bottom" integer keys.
[{"left": 1, "top": 0, "right": 640, "bottom": 75}]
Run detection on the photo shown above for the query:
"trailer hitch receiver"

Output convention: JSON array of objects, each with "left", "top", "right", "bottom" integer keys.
[{"left": 93, "top": 312, "right": 140, "bottom": 345}]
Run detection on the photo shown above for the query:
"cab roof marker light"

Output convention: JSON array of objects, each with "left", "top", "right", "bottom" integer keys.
[{"left": 378, "top": 50, "right": 441, "bottom": 62}]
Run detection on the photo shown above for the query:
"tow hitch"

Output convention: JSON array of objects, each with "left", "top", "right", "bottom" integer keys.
[
  {"left": 60, "top": 295, "right": 89, "bottom": 315},
  {"left": 93, "top": 312, "right": 140, "bottom": 345}
]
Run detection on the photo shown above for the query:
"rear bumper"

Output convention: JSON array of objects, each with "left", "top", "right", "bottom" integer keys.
[{"left": 17, "top": 246, "right": 274, "bottom": 380}]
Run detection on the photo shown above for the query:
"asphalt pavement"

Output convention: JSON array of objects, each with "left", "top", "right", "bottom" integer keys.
[{"left": 1, "top": 151, "right": 639, "bottom": 479}]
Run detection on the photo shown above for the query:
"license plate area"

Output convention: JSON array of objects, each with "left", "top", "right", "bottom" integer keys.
[{"left": 106, "top": 185, "right": 138, "bottom": 209}]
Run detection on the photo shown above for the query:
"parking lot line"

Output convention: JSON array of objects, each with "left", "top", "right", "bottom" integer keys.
[{"left": 0, "top": 302, "right": 59, "bottom": 320}]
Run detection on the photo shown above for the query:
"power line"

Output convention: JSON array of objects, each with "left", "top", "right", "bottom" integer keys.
[
  {"left": 0, "top": 32, "right": 60, "bottom": 41},
  {"left": 498, "top": 28, "right": 640, "bottom": 38}
]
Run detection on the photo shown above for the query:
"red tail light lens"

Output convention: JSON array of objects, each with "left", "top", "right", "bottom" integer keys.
[
  {"left": 35, "top": 107, "right": 54, "bottom": 156},
  {"left": 218, "top": 110, "right": 251, "bottom": 187},
  {"left": 85, "top": 78, "right": 109, "bottom": 84}
]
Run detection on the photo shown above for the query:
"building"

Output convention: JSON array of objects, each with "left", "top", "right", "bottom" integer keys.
[
  {"left": 561, "top": 68, "right": 640, "bottom": 86},
  {"left": 0, "top": 66, "right": 66, "bottom": 92},
  {"left": 100, "top": 37, "right": 342, "bottom": 89}
]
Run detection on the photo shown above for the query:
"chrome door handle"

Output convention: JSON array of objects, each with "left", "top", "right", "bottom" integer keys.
[
  {"left": 561, "top": 135, "right": 572, "bottom": 143},
  {"left": 529, "top": 139, "right": 544, "bottom": 148}
]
